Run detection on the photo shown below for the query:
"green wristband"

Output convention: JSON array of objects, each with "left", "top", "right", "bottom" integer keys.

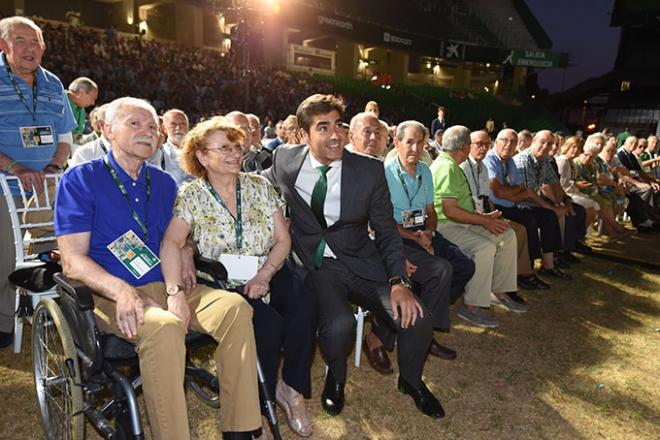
[{"left": 4, "top": 160, "right": 17, "bottom": 173}]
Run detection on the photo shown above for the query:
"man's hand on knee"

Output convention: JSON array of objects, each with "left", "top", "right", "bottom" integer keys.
[
  {"left": 390, "top": 285, "right": 424, "bottom": 329},
  {"left": 115, "top": 287, "right": 146, "bottom": 338}
]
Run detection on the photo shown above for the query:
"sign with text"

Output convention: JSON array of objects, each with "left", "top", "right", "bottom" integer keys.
[{"left": 511, "top": 50, "right": 561, "bottom": 68}]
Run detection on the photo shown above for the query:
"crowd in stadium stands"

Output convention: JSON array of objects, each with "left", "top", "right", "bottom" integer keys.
[{"left": 2, "top": 16, "right": 660, "bottom": 440}]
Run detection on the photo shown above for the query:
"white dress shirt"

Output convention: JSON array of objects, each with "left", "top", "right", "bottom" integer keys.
[{"left": 295, "top": 151, "right": 342, "bottom": 258}]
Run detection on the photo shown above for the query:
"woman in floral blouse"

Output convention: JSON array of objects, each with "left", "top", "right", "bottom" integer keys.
[{"left": 162, "top": 118, "right": 315, "bottom": 437}]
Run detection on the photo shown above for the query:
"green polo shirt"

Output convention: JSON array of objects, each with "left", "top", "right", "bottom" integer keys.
[
  {"left": 430, "top": 151, "right": 475, "bottom": 223},
  {"left": 66, "top": 93, "right": 86, "bottom": 135}
]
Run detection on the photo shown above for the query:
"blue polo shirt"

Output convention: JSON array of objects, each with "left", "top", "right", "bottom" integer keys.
[
  {"left": 483, "top": 149, "right": 522, "bottom": 208},
  {"left": 0, "top": 53, "right": 76, "bottom": 190},
  {"left": 55, "top": 151, "right": 177, "bottom": 286},
  {"left": 384, "top": 158, "right": 434, "bottom": 224}
]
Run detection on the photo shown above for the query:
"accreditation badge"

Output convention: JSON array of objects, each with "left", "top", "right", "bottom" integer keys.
[
  {"left": 20, "top": 126, "right": 54, "bottom": 148},
  {"left": 107, "top": 230, "right": 160, "bottom": 279},
  {"left": 219, "top": 254, "right": 259, "bottom": 282},
  {"left": 401, "top": 209, "right": 425, "bottom": 229}
]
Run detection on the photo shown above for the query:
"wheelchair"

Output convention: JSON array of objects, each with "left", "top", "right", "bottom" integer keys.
[{"left": 31, "top": 255, "right": 281, "bottom": 440}]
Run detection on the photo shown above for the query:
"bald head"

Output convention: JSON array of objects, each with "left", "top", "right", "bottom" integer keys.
[
  {"left": 349, "top": 112, "right": 382, "bottom": 156},
  {"left": 162, "top": 109, "right": 189, "bottom": 147},
  {"left": 469, "top": 131, "right": 491, "bottom": 161},
  {"left": 530, "top": 130, "right": 555, "bottom": 159}
]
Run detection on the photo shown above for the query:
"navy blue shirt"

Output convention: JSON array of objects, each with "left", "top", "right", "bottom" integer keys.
[{"left": 55, "top": 151, "right": 177, "bottom": 285}]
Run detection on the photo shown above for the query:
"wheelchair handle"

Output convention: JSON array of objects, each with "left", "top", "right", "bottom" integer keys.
[{"left": 193, "top": 255, "right": 229, "bottom": 287}]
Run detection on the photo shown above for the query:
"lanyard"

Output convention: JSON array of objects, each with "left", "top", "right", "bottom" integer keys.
[
  {"left": 205, "top": 178, "right": 243, "bottom": 251},
  {"left": 103, "top": 156, "right": 151, "bottom": 242},
  {"left": 99, "top": 138, "right": 108, "bottom": 154},
  {"left": 395, "top": 159, "right": 422, "bottom": 208},
  {"left": 3, "top": 53, "right": 38, "bottom": 122}
]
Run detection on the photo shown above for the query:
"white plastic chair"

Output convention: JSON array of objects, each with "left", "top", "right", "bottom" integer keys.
[{"left": 1, "top": 173, "right": 61, "bottom": 353}]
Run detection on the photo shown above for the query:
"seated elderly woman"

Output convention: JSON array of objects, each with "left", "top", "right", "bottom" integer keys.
[
  {"left": 574, "top": 133, "right": 630, "bottom": 238},
  {"left": 556, "top": 136, "right": 600, "bottom": 230},
  {"left": 596, "top": 137, "right": 630, "bottom": 217},
  {"left": 162, "top": 118, "right": 316, "bottom": 437}
]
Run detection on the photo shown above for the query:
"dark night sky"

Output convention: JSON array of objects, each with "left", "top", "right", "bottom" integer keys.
[{"left": 525, "top": 0, "right": 621, "bottom": 93}]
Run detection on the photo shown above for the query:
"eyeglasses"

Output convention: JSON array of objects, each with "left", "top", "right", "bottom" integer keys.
[
  {"left": 472, "top": 141, "right": 490, "bottom": 148},
  {"left": 205, "top": 144, "right": 243, "bottom": 155}
]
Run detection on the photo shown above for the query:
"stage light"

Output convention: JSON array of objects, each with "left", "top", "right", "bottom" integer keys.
[
  {"left": 426, "top": 61, "right": 432, "bottom": 69},
  {"left": 262, "top": 0, "right": 281, "bottom": 14},
  {"left": 531, "top": 94, "right": 536, "bottom": 99},
  {"left": 587, "top": 123, "right": 596, "bottom": 130}
]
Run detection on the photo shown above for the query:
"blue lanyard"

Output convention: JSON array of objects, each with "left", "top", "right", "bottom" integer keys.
[{"left": 395, "top": 159, "right": 422, "bottom": 209}]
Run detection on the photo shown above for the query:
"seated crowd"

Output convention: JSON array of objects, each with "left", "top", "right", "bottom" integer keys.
[{"left": 2, "top": 16, "right": 660, "bottom": 440}]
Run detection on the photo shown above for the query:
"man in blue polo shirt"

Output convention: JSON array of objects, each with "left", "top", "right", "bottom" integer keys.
[
  {"left": 364, "top": 120, "right": 474, "bottom": 375},
  {"left": 55, "top": 97, "right": 261, "bottom": 439},
  {"left": 0, "top": 16, "right": 76, "bottom": 348}
]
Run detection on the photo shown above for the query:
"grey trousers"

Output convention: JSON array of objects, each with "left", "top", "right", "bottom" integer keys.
[{"left": 0, "top": 195, "right": 18, "bottom": 333}]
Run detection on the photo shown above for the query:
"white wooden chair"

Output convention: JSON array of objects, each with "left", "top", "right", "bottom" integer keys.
[
  {"left": 353, "top": 306, "right": 369, "bottom": 368},
  {"left": 1, "top": 173, "right": 61, "bottom": 353}
]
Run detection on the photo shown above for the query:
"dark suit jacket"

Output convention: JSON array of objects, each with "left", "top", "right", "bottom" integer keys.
[
  {"left": 617, "top": 149, "right": 642, "bottom": 172},
  {"left": 430, "top": 118, "right": 448, "bottom": 136},
  {"left": 263, "top": 145, "right": 406, "bottom": 282}
]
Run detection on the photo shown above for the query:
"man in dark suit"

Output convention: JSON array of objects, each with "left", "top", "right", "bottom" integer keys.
[
  {"left": 430, "top": 106, "right": 448, "bottom": 138},
  {"left": 264, "top": 94, "right": 443, "bottom": 419}
]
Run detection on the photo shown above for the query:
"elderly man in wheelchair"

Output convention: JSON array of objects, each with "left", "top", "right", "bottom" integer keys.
[{"left": 43, "top": 97, "right": 266, "bottom": 440}]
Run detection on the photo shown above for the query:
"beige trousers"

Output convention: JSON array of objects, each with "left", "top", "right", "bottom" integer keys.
[
  {"left": 94, "top": 282, "right": 261, "bottom": 439},
  {"left": 436, "top": 223, "right": 518, "bottom": 307}
]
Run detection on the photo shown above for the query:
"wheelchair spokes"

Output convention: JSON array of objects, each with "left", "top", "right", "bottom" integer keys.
[{"left": 32, "top": 299, "right": 85, "bottom": 440}]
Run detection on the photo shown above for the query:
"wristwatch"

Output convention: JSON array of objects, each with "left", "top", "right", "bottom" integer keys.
[
  {"left": 166, "top": 284, "right": 184, "bottom": 296},
  {"left": 389, "top": 276, "right": 413, "bottom": 290}
]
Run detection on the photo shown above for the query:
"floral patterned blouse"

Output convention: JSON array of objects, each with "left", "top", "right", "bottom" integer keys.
[{"left": 174, "top": 173, "right": 285, "bottom": 284}]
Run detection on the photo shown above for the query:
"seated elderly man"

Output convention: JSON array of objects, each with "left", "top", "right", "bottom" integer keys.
[
  {"left": 617, "top": 135, "right": 660, "bottom": 218},
  {"left": 54, "top": 97, "right": 261, "bottom": 440},
  {"left": 365, "top": 120, "right": 475, "bottom": 374},
  {"left": 430, "top": 126, "right": 520, "bottom": 329},
  {"left": 463, "top": 131, "right": 548, "bottom": 293},
  {"left": 513, "top": 131, "right": 585, "bottom": 272},
  {"left": 485, "top": 129, "right": 569, "bottom": 280}
]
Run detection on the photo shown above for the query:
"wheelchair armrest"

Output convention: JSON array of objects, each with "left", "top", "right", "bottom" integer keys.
[
  {"left": 53, "top": 273, "right": 95, "bottom": 311},
  {"left": 193, "top": 255, "right": 228, "bottom": 287}
]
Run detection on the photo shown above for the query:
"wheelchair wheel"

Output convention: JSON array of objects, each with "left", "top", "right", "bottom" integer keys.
[
  {"left": 32, "top": 298, "right": 85, "bottom": 440},
  {"left": 187, "top": 343, "right": 220, "bottom": 408}
]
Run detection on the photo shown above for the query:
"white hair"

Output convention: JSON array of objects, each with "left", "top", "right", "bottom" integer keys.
[
  {"left": 349, "top": 112, "right": 379, "bottom": 133},
  {"left": 396, "top": 120, "right": 425, "bottom": 141},
  {"left": 442, "top": 125, "right": 471, "bottom": 152},
  {"left": 0, "top": 16, "right": 43, "bottom": 41},
  {"left": 69, "top": 76, "right": 98, "bottom": 93},
  {"left": 105, "top": 97, "right": 158, "bottom": 125}
]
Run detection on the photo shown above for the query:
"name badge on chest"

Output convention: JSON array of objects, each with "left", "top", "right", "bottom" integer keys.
[
  {"left": 20, "top": 126, "right": 54, "bottom": 148},
  {"left": 219, "top": 254, "right": 259, "bottom": 282},
  {"left": 107, "top": 230, "right": 160, "bottom": 279},
  {"left": 401, "top": 209, "right": 425, "bottom": 229}
]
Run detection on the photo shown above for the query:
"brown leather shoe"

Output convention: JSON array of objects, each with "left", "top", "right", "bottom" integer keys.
[
  {"left": 428, "top": 339, "right": 457, "bottom": 360},
  {"left": 362, "top": 339, "right": 394, "bottom": 375}
]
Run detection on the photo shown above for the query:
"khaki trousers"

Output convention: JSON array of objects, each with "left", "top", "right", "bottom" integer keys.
[
  {"left": 510, "top": 221, "right": 534, "bottom": 276},
  {"left": 94, "top": 282, "right": 261, "bottom": 439},
  {"left": 436, "top": 223, "right": 518, "bottom": 307}
]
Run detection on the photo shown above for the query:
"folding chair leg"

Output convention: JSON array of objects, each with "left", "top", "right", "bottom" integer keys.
[
  {"left": 354, "top": 307, "right": 365, "bottom": 368},
  {"left": 13, "top": 291, "right": 22, "bottom": 353}
]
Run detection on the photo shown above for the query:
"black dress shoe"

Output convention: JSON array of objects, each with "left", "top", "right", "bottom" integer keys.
[
  {"left": 222, "top": 431, "right": 253, "bottom": 440},
  {"left": 363, "top": 339, "right": 394, "bottom": 375},
  {"left": 561, "top": 251, "right": 581, "bottom": 263},
  {"left": 428, "top": 339, "right": 457, "bottom": 360},
  {"left": 397, "top": 376, "right": 445, "bottom": 418},
  {"left": 0, "top": 331, "right": 13, "bottom": 349},
  {"left": 530, "top": 275, "right": 550, "bottom": 290},
  {"left": 539, "top": 266, "right": 573, "bottom": 280},
  {"left": 554, "top": 257, "right": 571, "bottom": 269},
  {"left": 575, "top": 242, "right": 593, "bottom": 254},
  {"left": 321, "top": 370, "right": 345, "bottom": 416},
  {"left": 518, "top": 275, "right": 539, "bottom": 290}
]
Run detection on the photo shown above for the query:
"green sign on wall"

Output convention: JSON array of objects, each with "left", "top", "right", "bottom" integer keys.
[{"left": 512, "top": 50, "right": 561, "bottom": 68}]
